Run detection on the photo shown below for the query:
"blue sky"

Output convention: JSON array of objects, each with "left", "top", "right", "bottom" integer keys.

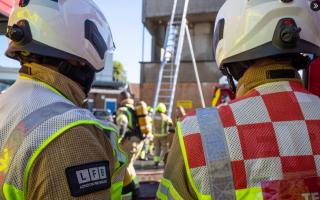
[{"left": 0, "top": 0, "right": 150, "bottom": 83}]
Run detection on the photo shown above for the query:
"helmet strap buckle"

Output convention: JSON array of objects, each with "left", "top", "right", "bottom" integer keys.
[{"left": 222, "top": 67, "right": 237, "bottom": 94}]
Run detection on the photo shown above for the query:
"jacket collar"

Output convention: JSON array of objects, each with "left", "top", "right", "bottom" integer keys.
[
  {"left": 20, "top": 62, "right": 86, "bottom": 107},
  {"left": 236, "top": 63, "right": 302, "bottom": 97}
]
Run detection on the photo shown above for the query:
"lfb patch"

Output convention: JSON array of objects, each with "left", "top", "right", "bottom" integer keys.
[{"left": 65, "top": 161, "right": 111, "bottom": 197}]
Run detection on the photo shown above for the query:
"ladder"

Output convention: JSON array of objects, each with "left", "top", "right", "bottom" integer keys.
[{"left": 152, "top": 0, "right": 205, "bottom": 118}]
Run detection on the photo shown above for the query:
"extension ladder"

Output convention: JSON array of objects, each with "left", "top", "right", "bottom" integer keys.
[{"left": 152, "top": 0, "right": 205, "bottom": 118}]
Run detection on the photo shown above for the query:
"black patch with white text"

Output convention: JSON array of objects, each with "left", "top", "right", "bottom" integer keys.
[{"left": 65, "top": 161, "right": 111, "bottom": 197}]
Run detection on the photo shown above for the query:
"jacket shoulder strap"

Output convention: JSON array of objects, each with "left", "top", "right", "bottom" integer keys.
[{"left": 178, "top": 108, "right": 236, "bottom": 200}]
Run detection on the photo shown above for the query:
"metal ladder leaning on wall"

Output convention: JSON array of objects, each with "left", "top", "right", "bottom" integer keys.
[{"left": 152, "top": 0, "right": 205, "bottom": 118}]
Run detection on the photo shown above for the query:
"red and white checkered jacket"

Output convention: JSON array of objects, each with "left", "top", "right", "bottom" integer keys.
[{"left": 179, "top": 81, "right": 320, "bottom": 200}]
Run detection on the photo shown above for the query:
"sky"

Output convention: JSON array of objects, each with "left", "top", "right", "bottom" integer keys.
[{"left": 0, "top": 0, "right": 151, "bottom": 83}]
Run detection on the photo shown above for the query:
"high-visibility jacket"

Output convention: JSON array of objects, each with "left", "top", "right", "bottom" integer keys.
[
  {"left": 0, "top": 77, "right": 127, "bottom": 200},
  {"left": 116, "top": 105, "right": 143, "bottom": 140},
  {"left": 158, "top": 81, "right": 320, "bottom": 200},
  {"left": 153, "top": 112, "right": 173, "bottom": 137}
]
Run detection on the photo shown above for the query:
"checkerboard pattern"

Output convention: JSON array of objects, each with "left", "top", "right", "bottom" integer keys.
[
  {"left": 219, "top": 81, "right": 320, "bottom": 189},
  {"left": 180, "top": 113, "right": 211, "bottom": 195},
  {"left": 180, "top": 81, "right": 320, "bottom": 192}
]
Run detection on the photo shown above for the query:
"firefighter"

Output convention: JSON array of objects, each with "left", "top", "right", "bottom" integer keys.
[
  {"left": 153, "top": 103, "right": 174, "bottom": 167},
  {"left": 140, "top": 106, "right": 154, "bottom": 161},
  {"left": 0, "top": 1, "right": 127, "bottom": 199},
  {"left": 158, "top": 0, "right": 320, "bottom": 199},
  {"left": 211, "top": 83, "right": 235, "bottom": 107},
  {"left": 176, "top": 106, "right": 186, "bottom": 121},
  {"left": 116, "top": 91, "right": 144, "bottom": 199},
  {"left": 163, "top": 105, "right": 186, "bottom": 164}
]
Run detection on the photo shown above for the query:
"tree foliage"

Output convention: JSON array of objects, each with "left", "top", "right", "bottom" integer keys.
[{"left": 113, "top": 60, "right": 127, "bottom": 83}]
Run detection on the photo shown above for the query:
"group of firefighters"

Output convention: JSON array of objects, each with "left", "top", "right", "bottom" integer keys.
[
  {"left": 0, "top": 0, "right": 320, "bottom": 199},
  {"left": 115, "top": 90, "right": 178, "bottom": 198}
]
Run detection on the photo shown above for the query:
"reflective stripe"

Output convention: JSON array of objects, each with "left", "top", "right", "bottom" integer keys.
[
  {"left": 0, "top": 102, "right": 77, "bottom": 197},
  {"left": 3, "top": 183, "right": 23, "bottom": 200},
  {"left": 236, "top": 187, "right": 263, "bottom": 200},
  {"left": 118, "top": 108, "right": 133, "bottom": 130},
  {"left": 23, "top": 119, "right": 127, "bottom": 198},
  {"left": 153, "top": 113, "right": 168, "bottom": 135},
  {"left": 153, "top": 133, "right": 168, "bottom": 137},
  {"left": 196, "top": 108, "right": 236, "bottom": 199},
  {"left": 127, "top": 109, "right": 133, "bottom": 129},
  {"left": 176, "top": 123, "right": 211, "bottom": 200},
  {"left": 161, "top": 117, "right": 166, "bottom": 134},
  {"left": 1, "top": 102, "right": 75, "bottom": 162},
  {"left": 36, "top": 77, "right": 128, "bottom": 164},
  {"left": 117, "top": 107, "right": 134, "bottom": 132},
  {"left": 37, "top": 77, "right": 128, "bottom": 180},
  {"left": 212, "top": 88, "right": 221, "bottom": 107},
  {"left": 177, "top": 82, "right": 320, "bottom": 200},
  {"left": 14, "top": 102, "right": 75, "bottom": 132},
  {"left": 157, "top": 178, "right": 183, "bottom": 200},
  {"left": 153, "top": 156, "right": 161, "bottom": 162},
  {"left": 0, "top": 78, "right": 127, "bottom": 199},
  {"left": 112, "top": 181, "right": 123, "bottom": 200}
]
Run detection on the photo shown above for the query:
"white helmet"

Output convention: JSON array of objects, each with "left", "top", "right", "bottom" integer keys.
[
  {"left": 213, "top": 0, "right": 320, "bottom": 72},
  {"left": 5, "top": 0, "right": 115, "bottom": 72}
]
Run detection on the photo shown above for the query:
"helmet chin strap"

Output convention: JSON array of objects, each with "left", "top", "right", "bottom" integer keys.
[
  {"left": 225, "top": 68, "right": 237, "bottom": 94},
  {"left": 19, "top": 54, "right": 96, "bottom": 96},
  {"left": 57, "top": 61, "right": 95, "bottom": 95}
]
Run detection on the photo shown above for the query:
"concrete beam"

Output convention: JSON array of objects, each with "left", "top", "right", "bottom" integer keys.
[
  {"left": 143, "top": 0, "right": 224, "bottom": 23},
  {"left": 0, "top": 67, "right": 19, "bottom": 81},
  {"left": 140, "top": 61, "right": 222, "bottom": 84}
]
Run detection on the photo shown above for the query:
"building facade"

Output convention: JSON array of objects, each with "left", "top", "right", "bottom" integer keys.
[{"left": 141, "top": 0, "right": 225, "bottom": 117}]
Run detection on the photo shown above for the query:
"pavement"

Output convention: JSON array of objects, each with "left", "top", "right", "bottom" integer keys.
[
  {"left": 135, "top": 160, "right": 164, "bottom": 182},
  {"left": 134, "top": 159, "right": 164, "bottom": 199}
]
